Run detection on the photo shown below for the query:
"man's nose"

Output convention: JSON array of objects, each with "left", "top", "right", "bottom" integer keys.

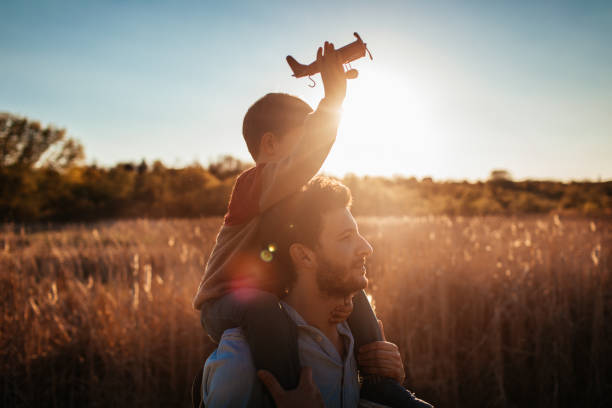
[{"left": 357, "top": 234, "right": 373, "bottom": 257}]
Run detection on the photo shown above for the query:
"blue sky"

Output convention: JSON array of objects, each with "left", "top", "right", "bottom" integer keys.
[{"left": 1, "top": 0, "right": 611, "bottom": 180}]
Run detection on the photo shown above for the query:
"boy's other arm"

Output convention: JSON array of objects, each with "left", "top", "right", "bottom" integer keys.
[{"left": 259, "top": 42, "right": 348, "bottom": 211}]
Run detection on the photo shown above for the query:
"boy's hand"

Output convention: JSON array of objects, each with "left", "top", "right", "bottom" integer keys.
[
  {"left": 329, "top": 294, "right": 354, "bottom": 324},
  {"left": 258, "top": 366, "right": 325, "bottom": 408},
  {"left": 317, "top": 41, "right": 349, "bottom": 107},
  {"left": 357, "top": 320, "right": 406, "bottom": 384}
]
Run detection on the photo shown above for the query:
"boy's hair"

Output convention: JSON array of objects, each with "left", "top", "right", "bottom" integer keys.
[
  {"left": 242, "top": 93, "right": 313, "bottom": 160},
  {"left": 259, "top": 176, "right": 352, "bottom": 292}
]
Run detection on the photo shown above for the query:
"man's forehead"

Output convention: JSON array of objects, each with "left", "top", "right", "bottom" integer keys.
[{"left": 320, "top": 207, "right": 357, "bottom": 233}]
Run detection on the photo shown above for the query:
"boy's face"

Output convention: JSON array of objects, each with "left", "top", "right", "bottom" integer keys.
[{"left": 274, "top": 126, "right": 304, "bottom": 159}]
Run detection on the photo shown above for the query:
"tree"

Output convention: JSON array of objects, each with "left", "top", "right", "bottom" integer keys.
[
  {"left": 0, "top": 112, "right": 84, "bottom": 170},
  {"left": 489, "top": 169, "right": 512, "bottom": 182},
  {"left": 207, "top": 155, "right": 251, "bottom": 180}
]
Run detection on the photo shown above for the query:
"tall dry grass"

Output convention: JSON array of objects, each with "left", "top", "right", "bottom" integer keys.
[
  {"left": 1, "top": 215, "right": 610, "bottom": 407},
  {"left": 362, "top": 215, "right": 610, "bottom": 407},
  {"left": 1, "top": 219, "right": 219, "bottom": 407}
]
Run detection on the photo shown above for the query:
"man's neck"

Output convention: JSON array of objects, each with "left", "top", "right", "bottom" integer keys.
[{"left": 284, "top": 282, "right": 344, "bottom": 354}]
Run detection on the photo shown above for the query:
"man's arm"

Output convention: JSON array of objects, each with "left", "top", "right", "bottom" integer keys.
[
  {"left": 258, "top": 41, "right": 350, "bottom": 212},
  {"left": 202, "top": 329, "right": 327, "bottom": 408},
  {"left": 258, "top": 367, "right": 325, "bottom": 408},
  {"left": 357, "top": 320, "right": 406, "bottom": 384}
]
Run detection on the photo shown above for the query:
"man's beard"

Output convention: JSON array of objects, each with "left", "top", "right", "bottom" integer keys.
[{"left": 315, "top": 254, "right": 368, "bottom": 298}]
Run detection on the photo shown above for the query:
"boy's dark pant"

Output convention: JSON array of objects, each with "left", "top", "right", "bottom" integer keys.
[
  {"left": 201, "top": 288, "right": 381, "bottom": 386},
  {"left": 201, "top": 288, "right": 301, "bottom": 392}
]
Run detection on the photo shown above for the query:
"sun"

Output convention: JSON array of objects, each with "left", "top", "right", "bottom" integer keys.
[{"left": 324, "top": 64, "right": 439, "bottom": 177}]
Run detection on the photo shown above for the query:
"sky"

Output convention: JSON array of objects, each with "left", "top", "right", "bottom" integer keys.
[{"left": 1, "top": 0, "right": 611, "bottom": 181}]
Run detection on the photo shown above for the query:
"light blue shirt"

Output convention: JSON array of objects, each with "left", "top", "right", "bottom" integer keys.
[{"left": 202, "top": 301, "right": 361, "bottom": 408}]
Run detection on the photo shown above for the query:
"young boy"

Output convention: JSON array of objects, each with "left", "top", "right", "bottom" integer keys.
[{"left": 193, "top": 42, "right": 430, "bottom": 407}]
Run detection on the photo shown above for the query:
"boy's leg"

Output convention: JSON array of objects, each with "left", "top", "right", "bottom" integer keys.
[
  {"left": 240, "top": 290, "right": 301, "bottom": 390},
  {"left": 201, "top": 294, "right": 244, "bottom": 343},
  {"left": 201, "top": 289, "right": 301, "bottom": 391},
  {"left": 348, "top": 290, "right": 433, "bottom": 408},
  {"left": 347, "top": 290, "right": 383, "bottom": 348}
]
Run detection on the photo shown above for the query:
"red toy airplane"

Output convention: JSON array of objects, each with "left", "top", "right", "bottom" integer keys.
[{"left": 286, "top": 32, "right": 372, "bottom": 79}]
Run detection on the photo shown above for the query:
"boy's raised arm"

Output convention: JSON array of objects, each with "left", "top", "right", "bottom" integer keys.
[
  {"left": 318, "top": 41, "right": 348, "bottom": 109},
  {"left": 258, "top": 42, "right": 349, "bottom": 212}
]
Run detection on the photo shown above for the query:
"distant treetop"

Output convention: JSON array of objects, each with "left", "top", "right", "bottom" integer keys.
[
  {"left": 490, "top": 169, "right": 512, "bottom": 181},
  {"left": 0, "top": 112, "right": 84, "bottom": 170}
]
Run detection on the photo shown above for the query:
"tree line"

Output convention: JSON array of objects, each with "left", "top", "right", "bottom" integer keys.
[{"left": 1, "top": 112, "right": 610, "bottom": 222}]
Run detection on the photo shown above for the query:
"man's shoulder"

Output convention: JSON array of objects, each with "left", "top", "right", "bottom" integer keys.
[
  {"left": 204, "top": 328, "right": 251, "bottom": 369},
  {"left": 202, "top": 328, "right": 261, "bottom": 405}
]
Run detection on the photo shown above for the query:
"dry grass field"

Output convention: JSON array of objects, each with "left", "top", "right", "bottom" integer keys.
[{"left": 1, "top": 215, "right": 610, "bottom": 407}]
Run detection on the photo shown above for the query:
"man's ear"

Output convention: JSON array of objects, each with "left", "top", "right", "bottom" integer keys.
[
  {"left": 289, "top": 243, "right": 317, "bottom": 269},
  {"left": 260, "top": 132, "right": 277, "bottom": 156}
]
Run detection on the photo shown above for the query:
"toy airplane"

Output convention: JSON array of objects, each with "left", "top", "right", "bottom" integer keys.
[{"left": 286, "top": 32, "right": 372, "bottom": 79}]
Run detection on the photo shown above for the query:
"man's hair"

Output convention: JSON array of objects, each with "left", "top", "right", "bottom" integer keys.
[
  {"left": 259, "top": 176, "right": 352, "bottom": 292},
  {"left": 242, "top": 93, "right": 313, "bottom": 160}
]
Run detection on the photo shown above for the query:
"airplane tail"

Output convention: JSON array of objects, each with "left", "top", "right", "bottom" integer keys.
[{"left": 286, "top": 55, "right": 308, "bottom": 77}]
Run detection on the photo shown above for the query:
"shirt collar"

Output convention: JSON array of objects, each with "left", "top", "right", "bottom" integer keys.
[{"left": 279, "top": 301, "right": 354, "bottom": 340}]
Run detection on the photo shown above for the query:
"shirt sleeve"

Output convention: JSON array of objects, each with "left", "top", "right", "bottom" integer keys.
[
  {"left": 202, "top": 328, "right": 263, "bottom": 407},
  {"left": 258, "top": 98, "right": 341, "bottom": 212}
]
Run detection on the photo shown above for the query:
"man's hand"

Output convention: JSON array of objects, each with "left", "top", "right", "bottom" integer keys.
[
  {"left": 357, "top": 320, "right": 406, "bottom": 384},
  {"left": 317, "top": 41, "right": 349, "bottom": 106},
  {"left": 257, "top": 366, "right": 324, "bottom": 408},
  {"left": 329, "top": 294, "right": 354, "bottom": 324}
]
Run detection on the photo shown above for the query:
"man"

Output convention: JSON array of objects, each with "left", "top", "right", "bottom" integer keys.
[{"left": 201, "top": 177, "right": 432, "bottom": 407}]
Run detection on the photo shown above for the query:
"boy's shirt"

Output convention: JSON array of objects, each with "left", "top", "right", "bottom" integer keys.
[{"left": 192, "top": 99, "right": 341, "bottom": 310}]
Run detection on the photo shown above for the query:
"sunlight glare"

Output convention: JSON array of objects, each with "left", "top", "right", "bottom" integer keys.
[{"left": 327, "top": 64, "right": 441, "bottom": 177}]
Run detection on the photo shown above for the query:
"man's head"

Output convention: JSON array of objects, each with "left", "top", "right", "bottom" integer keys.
[
  {"left": 243, "top": 93, "right": 313, "bottom": 162},
  {"left": 262, "top": 176, "right": 373, "bottom": 298}
]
